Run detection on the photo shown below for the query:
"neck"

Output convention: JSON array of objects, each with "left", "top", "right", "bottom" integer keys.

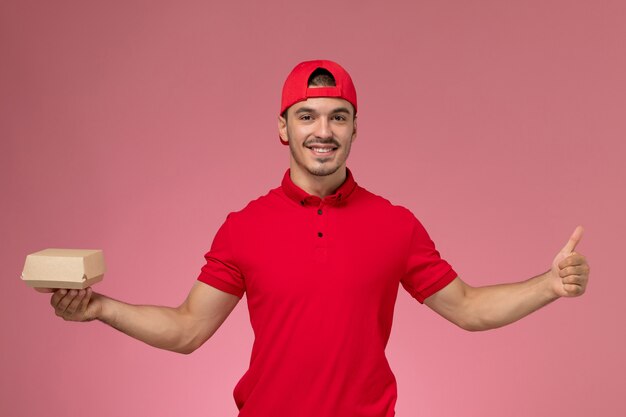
[{"left": 289, "top": 164, "right": 347, "bottom": 198}]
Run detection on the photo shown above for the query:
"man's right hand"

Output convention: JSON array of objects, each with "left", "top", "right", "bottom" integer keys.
[{"left": 46, "top": 288, "right": 101, "bottom": 322}]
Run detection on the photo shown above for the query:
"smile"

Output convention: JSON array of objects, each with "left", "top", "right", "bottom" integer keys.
[
  {"left": 311, "top": 147, "right": 334, "bottom": 153},
  {"left": 306, "top": 145, "right": 338, "bottom": 156}
]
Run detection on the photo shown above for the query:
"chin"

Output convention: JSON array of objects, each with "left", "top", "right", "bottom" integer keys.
[{"left": 306, "top": 163, "right": 343, "bottom": 177}]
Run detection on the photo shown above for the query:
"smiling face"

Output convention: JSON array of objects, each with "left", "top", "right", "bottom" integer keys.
[{"left": 278, "top": 97, "right": 357, "bottom": 181}]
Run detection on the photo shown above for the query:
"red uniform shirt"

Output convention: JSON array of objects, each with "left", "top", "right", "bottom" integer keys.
[{"left": 198, "top": 169, "right": 457, "bottom": 417}]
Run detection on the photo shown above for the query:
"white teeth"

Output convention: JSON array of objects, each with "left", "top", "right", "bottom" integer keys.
[{"left": 312, "top": 148, "right": 333, "bottom": 153}]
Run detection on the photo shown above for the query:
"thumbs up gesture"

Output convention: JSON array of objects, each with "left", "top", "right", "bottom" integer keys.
[{"left": 550, "top": 226, "right": 590, "bottom": 298}]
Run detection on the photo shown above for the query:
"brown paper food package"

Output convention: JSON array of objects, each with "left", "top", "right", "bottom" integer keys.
[{"left": 21, "top": 249, "right": 105, "bottom": 289}]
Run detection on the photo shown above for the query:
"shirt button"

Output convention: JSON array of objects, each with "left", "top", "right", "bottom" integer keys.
[
  {"left": 317, "top": 209, "right": 323, "bottom": 215},
  {"left": 300, "top": 200, "right": 305, "bottom": 206},
  {"left": 317, "top": 232, "right": 323, "bottom": 238}
]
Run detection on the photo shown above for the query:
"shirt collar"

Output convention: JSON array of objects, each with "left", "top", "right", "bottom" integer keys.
[{"left": 281, "top": 168, "right": 358, "bottom": 207}]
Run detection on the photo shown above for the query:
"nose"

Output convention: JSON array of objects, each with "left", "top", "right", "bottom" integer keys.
[{"left": 314, "top": 118, "right": 333, "bottom": 139}]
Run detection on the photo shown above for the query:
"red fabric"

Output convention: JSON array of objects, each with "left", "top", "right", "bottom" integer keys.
[
  {"left": 279, "top": 59, "right": 358, "bottom": 116},
  {"left": 198, "top": 169, "right": 457, "bottom": 417}
]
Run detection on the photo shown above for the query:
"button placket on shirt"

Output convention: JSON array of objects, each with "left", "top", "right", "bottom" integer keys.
[
  {"left": 316, "top": 193, "right": 342, "bottom": 240},
  {"left": 313, "top": 199, "right": 329, "bottom": 263},
  {"left": 298, "top": 194, "right": 340, "bottom": 263},
  {"left": 315, "top": 200, "right": 326, "bottom": 240}
]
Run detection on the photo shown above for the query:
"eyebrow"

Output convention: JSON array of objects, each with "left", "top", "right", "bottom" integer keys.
[
  {"left": 331, "top": 107, "right": 352, "bottom": 115},
  {"left": 294, "top": 107, "right": 352, "bottom": 115}
]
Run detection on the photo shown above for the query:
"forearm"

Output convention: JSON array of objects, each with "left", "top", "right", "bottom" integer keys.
[
  {"left": 461, "top": 271, "right": 559, "bottom": 331},
  {"left": 97, "top": 294, "right": 199, "bottom": 354}
]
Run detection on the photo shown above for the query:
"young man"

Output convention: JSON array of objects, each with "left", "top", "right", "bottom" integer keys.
[{"left": 46, "top": 60, "right": 590, "bottom": 417}]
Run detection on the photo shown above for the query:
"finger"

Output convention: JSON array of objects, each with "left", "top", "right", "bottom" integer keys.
[
  {"left": 562, "top": 225, "right": 584, "bottom": 254},
  {"left": 51, "top": 289, "right": 68, "bottom": 308},
  {"left": 562, "top": 274, "right": 586, "bottom": 285},
  {"left": 559, "top": 264, "right": 589, "bottom": 278},
  {"left": 558, "top": 253, "right": 587, "bottom": 269},
  {"left": 563, "top": 283, "right": 584, "bottom": 296},
  {"left": 66, "top": 290, "right": 86, "bottom": 315},
  {"left": 55, "top": 290, "right": 79, "bottom": 314},
  {"left": 79, "top": 288, "right": 92, "bottom": 313}
]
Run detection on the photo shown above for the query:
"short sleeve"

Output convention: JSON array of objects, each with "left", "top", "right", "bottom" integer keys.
[
  {"left": 197, "top": 215, "right": 246, "bottom": 298},
  {"left": 400, "top": 216, "right": 457, "bottom": 303}
]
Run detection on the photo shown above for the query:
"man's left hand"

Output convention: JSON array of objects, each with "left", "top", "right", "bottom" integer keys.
[{"left": 550, "top": 226, "right": 590, "bottom": 298}]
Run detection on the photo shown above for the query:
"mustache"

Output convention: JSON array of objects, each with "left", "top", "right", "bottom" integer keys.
[{"left": 304, "top": 139, "right": 340, "bottom": 147}]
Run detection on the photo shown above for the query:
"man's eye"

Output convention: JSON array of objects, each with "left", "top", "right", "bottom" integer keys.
[
  {"left": 299, "top": 115, "right": 312, "bottom": 121},
  {"left": 333, "top": 115, "right": 347, "bottom": 121}
]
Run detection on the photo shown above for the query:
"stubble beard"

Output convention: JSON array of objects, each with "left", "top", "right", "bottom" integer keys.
[{"left": 288, "top": 139, "right": 351, "bottom": 177}]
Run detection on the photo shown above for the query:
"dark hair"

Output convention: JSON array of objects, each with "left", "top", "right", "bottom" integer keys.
[{"left": 307, "top": 68, "right": 336, "bottom": 87}]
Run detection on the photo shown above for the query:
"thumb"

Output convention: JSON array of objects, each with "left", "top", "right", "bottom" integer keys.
[{"left": 561, "top": 225, "right": 584, "bottom": 254}]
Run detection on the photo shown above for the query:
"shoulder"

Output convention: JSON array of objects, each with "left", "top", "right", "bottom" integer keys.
[
  {"left": 222, "top": 186, "right": 283, "bottom": 225},
  {"left": 353, "top": 185, "right": 418, "bottom": 224}
]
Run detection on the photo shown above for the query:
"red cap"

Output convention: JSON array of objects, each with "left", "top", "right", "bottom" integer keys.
[{"left": 279, "top": 60, "right": 357, "bottom": 145}]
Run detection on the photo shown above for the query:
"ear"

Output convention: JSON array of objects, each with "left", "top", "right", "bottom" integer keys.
[
  {"left": 278, "top": 114, "right": 288, "bottom": 144},
  {"left": 351, "top": 116, "right": 358, "bottom": 142}
]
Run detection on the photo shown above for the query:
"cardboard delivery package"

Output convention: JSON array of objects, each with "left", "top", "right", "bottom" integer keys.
[{"left": 21, "top": 249, "right": 105, "bottom": 289}]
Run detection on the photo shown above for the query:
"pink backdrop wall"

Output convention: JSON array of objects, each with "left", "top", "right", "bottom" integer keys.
[{"left": 2, "top": 1, "right": 624, "bottom": 416}]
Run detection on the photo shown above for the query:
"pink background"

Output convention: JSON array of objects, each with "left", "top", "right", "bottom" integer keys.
[{"left": 2, "top": 1, "right": 624, "bottom": 416}]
